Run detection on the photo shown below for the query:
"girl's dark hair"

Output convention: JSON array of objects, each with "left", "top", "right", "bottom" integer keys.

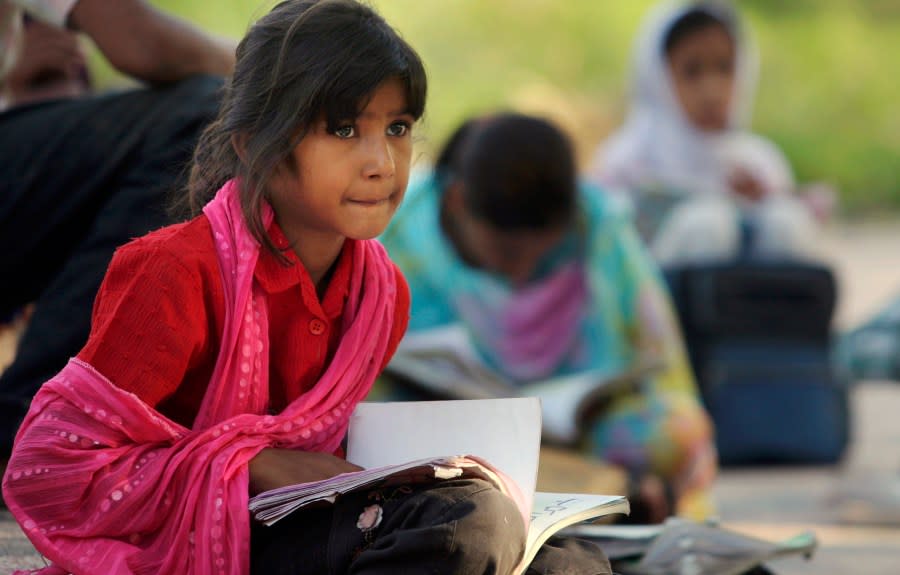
[
  {"left": 436, "top": 113, "right": 576, "bottom": 230},
  {"left": 181, "top": 0, "right": 427, "bottom": 258},
  {"left": 663, "top": 5, "right": 733, "bottom": 55}
]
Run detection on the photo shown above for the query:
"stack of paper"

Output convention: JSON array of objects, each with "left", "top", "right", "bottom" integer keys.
[{"left": 249, "top": 455, "right": 504, "bottom": 526}]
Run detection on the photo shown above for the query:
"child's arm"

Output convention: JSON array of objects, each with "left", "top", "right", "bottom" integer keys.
[
  {"left": 77, "top": 236, "right": 214, "bottom": 409},
  {"left": 248, "top": 449, "right": 363, "bottom": 494},
  {"left": 727, "top": 133, "right": 796, "bottom": 201}
]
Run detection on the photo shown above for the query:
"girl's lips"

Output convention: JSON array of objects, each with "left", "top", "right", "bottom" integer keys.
[
  {"left": 348, "top": 199, "right": 388, "bottom": 206},
  {"left": 347, "top": 193, "right": 394, "bottom": 206}
]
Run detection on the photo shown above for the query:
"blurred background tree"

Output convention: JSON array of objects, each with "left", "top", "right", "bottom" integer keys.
[{"left": 89, "top": 1, "right": 899, "bottom": 216}]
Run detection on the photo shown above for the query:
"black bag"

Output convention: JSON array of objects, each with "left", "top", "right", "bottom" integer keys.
[{"left": 664, "top": 261, "right": 851, "bottom": 466}]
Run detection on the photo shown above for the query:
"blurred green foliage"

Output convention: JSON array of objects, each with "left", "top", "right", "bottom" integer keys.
[{"left": 92, "top": 1, "right": 899, "bottom": 215}]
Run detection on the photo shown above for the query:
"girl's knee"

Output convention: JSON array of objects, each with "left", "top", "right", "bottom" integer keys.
[
  {"left": 754, "top": 197, "right": 819, "bottom": 259},
  {"left": 438, "top": 479, "right": 527, "bottom": 573},
  {"left": 346, "top": 480, "right": 526, "bottom": 575}
]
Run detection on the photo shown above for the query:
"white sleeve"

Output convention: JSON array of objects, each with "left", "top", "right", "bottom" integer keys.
[
  {"left": 723, "top": 132, "right": 796, "bottom": 197},
  {"left": 741, "top": 133, "right": 796, "bottom": 196},
  {"left": 10, "top": 0, "right": 79, "bottom": 28}
]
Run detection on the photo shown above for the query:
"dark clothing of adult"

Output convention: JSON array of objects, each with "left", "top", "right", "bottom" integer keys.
[{"left": 0, "top": 74, "right": 223, "bottom": 455}]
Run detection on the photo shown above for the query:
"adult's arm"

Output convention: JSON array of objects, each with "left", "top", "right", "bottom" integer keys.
[{"left": 69, "top": 0, "right": 236, "bottom": 83}]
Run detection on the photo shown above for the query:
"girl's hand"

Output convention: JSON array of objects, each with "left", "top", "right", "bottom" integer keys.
[
  {"left": 248, "top": 448, "right": 363, "bottom": 495},
  {"left": 729, "top": 167, "right": 768, "bottom": 203}
]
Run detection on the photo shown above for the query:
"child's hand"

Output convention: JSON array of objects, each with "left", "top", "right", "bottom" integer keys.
[
  {"left": 728, "top": 167, "right": 768, "bottom": 202},
  {"left": 248, "top": 448, "right": 363, "bottom": 495}
]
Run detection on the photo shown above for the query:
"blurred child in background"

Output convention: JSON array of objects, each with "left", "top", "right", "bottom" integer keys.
[
  {"left": 380, "top": 112, "right": 718, "bottom": 523},
  {"left": 590, "top": 0, "right": 821, "bottom": 266}
]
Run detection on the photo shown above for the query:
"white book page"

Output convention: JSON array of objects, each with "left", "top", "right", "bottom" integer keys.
[
  {"left": 519, "top": 371, "right": 615, "bottom": 443},
  {"left": 390, "top": 325, "right": 659, "bottom": 444},
  {"left": 518, "top": 492, "right": 630, "bottom": 572},
  {"left": 529, "top": 492, "right": 630, "bottom": 545},
  {"left": 346, "top": 397, "right": 543, "bottom": 515},
  {"left": 396, "top": 323, "right": 481, "bottom": 361}
]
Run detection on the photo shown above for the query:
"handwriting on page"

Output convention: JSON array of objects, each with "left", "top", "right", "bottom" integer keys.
[{"left": 530, "top": 497, "right": 580, "bottom": 522}]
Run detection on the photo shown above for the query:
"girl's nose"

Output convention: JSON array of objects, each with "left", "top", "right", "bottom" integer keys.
[{"left": 363, "top": 136, "right": 395, "bottom": 179}]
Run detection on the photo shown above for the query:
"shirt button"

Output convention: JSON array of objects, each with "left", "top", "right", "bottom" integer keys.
[{"left": 308, "top": 318, "right": 326, "bottom": 336}]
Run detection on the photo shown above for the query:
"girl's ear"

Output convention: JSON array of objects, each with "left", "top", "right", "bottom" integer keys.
[{"left": 231, "top": 133, "right": 249, "bottom": 162}]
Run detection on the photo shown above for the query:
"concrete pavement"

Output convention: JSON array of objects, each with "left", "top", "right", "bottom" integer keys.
[{"left": 713, "top": 381, "right": 900, "bottom": 574}]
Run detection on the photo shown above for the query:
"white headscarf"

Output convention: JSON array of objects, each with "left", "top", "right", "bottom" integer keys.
[{"left": 592, "top": 0, "right": 794, "bottom": 199}]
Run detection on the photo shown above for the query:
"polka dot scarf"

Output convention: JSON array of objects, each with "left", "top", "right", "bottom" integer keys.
[{"left": 2, "top": 179, "right": 397, "bottom": 574}]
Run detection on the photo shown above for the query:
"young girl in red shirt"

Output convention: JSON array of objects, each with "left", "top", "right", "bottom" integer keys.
[{"left": 2, "top": 1, "right": 611, "bottom": 574}]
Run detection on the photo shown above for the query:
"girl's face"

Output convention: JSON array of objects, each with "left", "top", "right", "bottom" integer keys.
[
  {"left": 268, "top": 78, "right": 415, "bottom": 248},
  {"left": 448, "top": 186, "right": 569, "bottom": 286},
  {"left": 666, "top": 24, "right": 736, "bottom": 132}
]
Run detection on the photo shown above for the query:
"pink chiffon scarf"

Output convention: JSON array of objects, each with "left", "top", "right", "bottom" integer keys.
[
  {"left": 455, "top": 260, "right": 589, "bottom": 381},
  {"left": 1, "top": 179, "right": 397, "bottom": 575}
]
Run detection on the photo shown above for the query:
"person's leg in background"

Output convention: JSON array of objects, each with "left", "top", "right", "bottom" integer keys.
[
  {"left": 650, "top": 195, "right": 740, "bottom": 266},
  {"left": 0, "top": 75, "right": 223, "bottom": 456},
  {"left": 752, "top": 194, "right": 820, "bottom": 261},
  {"left": 584, "top": 388, "right": 718, "bottom": 523}
]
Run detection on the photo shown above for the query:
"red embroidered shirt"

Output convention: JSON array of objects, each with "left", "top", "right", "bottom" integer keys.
[{"left": 77, "top": 214, "right": 409, "bottom": 428}]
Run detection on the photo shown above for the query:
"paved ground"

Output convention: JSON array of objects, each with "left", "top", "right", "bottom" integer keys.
[
  {"left": 714, "top": 381, "right": 900, "bottom": 574},
  {"left": 2, "top": 219, "right": 899, "bottom": 572}
]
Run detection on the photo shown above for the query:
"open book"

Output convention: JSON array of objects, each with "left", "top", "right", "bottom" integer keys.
[
  {"left": 383, "top": 324, "right": 662, "bottom": 444},
  {"left": 249, "top": 397, "right": 629, "bottom": 574}
]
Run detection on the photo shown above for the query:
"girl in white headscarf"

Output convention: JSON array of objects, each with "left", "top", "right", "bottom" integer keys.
[{"left": 590, "top": 0, "right": 818, "bottom": 265}]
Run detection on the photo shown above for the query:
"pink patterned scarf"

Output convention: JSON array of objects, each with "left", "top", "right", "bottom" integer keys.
[
  {"left": 2, "top": 179, "right": 397, "bottom": 574},
  {"left": 455, "top": 260, "right": 589, "bottom": 381}
]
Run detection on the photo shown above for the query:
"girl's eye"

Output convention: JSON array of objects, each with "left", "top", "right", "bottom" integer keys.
[
  {"left": 333, "top": 125, "right": 356, "bottom": 139},
  {"left": 387, "top": 122, "right": 410, "bottom": 137}
]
